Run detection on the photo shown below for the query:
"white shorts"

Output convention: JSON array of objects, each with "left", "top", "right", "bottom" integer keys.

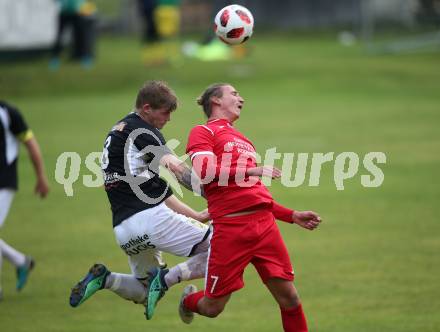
[
  {"left": 113, "top": 202, "right": 210, "bottom": 279},
  {"left": 0, "top": 189, "right": 15, "bottom": 228}
]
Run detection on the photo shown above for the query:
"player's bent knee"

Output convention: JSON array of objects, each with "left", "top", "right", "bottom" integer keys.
[
  {"left": 202, "top": 299, "right": 226, "bottom": 318},
  {"left": 277, "top": 290, "right": 301, "bottom": 308},
  {"left": 272, "top": 284, "right": 301, "bottom": 308},
  {"left": 280, "top": 296, "right": 300, "bottom": 309},
  {"left": 204, "top": 305, "right": 224, "bottom": 318}
]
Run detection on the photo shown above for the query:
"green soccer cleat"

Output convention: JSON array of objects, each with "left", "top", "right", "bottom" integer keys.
[
  {"left": 179, "top": 284, "right": 197, "bottom": 324},
  {"left": 69, "top": 263, "right": 110, "bottom": 308},
  {"left": 145, "top": 267, "right": 169, "bottom": 320},
  {"left": 16, "top": 256, "right": 35, "bottom": 291}
]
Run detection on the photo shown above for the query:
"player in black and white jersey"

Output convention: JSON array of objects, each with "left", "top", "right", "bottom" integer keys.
[
  {"left": 0, "top": 101, "right": 49, "bottom": 301},
  {"left": 69, "top": 81, "right": 211, "bottom": 320}
]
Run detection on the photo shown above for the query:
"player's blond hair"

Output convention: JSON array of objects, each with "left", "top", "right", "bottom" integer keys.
[
  {"left": 136, "top": 80, "right": 178, "bottom": 112},
  {"left": 197, "top": 83, "right": 228, "bottom": 117}
]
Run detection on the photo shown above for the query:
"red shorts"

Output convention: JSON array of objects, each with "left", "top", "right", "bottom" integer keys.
[{"left": 205, "top": 209, "right": 294, "bottom": 298}]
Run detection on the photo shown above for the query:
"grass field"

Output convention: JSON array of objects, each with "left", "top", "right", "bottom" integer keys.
[{"left": 1, "top": 33, "right": 439, "bottom": 332}]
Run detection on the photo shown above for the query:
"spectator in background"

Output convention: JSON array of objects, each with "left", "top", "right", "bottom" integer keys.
[
  {"left": 137, "top": 0, "right": 181, "bottom": 65},
  {"left": 137, "top": 0, "right": 160, "bottom": 44},
  {"left": 49, "top": 0, "right": 97, "bottom": 70},
  {"left": 155, "top": 0, "right": 181, "bottom": 39},
  {"left": 0, "top": 101, "right": 49, "bottom": 301}
]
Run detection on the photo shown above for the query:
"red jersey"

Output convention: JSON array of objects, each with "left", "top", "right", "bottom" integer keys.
[{"left": 186, "top": 118, "right": 273, "bottom": 219}]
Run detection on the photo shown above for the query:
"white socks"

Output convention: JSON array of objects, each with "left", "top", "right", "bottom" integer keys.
[
  {"left": 164, "top": 251, "right": 208, "bottom": 288},
  {"left": 100, "top": 250, "right": 209, "bottom": 304},
  {"left": 104, "top": 273, "right": 146, "bottom": 304},
  {"left": 102, "top": 250, "right": 208, "bottom": 304},
  {"left": 0, "top": 239, "right": 26, "bottom": 267}
]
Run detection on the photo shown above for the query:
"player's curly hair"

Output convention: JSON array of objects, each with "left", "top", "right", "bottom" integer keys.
[
  {"left": 197, "top": 83, "right": 228, "bottom": 117},
  {"left": 136, "top": 80, "right": 178, "bottom": 112}
]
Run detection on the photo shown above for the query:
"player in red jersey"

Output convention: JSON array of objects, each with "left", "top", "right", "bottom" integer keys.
[{"left": 181, "top": 83, "right": 321, "bottom": 331}]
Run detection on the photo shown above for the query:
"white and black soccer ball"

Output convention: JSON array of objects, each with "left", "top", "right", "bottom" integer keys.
[{"left": 214, "top": 4, "right": 254, "bottom": 45}]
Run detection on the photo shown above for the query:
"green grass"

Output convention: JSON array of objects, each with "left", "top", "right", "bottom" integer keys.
[{"left": 1, "top": 33, "right": 439, "bottom": 332}]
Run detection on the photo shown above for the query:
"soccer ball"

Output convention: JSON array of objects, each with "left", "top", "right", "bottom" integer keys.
[{"left": 214, "top": 5, "right": 254, "bottom": 45}]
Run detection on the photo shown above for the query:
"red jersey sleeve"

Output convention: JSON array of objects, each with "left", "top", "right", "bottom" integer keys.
[
  {"left": 271, "top": 201, "right": 294, "bottom": 223},
  {"left": 187, "top": 125, "right": 218, "bottom": 180},
  {"left": 186, "top": 125, "right": 215, "bottom": 160}
]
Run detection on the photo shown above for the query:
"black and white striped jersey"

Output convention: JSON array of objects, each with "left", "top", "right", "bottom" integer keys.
[
  {"left": 102, "top": 112, "right": 173, "bottom": 227},
  {"left": 0, "top": 101, "right": 30, "bottom": 190}
]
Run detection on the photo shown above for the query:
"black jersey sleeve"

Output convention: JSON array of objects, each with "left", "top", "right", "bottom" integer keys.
[
  {"left": 133, "top": 128, "right": 172, "bottom": 165},
  {"left": 1, "top": 102, "right": 29, "bottom": 136}
]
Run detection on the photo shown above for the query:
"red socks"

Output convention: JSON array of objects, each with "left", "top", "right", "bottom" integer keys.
[
  {"left": 183, "top": 290, "right": 204, "bottom": 314},
  {"left": 280, "top": 304, "right": 308, "bottom": 332},
  {"left": 183, "top": 290, "right": 308, "bottom": 332}
]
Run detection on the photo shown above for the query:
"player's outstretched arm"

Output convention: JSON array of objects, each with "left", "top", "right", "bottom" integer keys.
[
  {"left": 164, "top": 195, "right": 210, "bottom": 223},
  {"left": 160, "top": 154, "right": 205, "bottom": 197},
  {"left": 23, "top": 136, "right": 49, "bottom": 198},
  {"left": 191, "top": 154, "right": 282, "bottom": 182},
  {"left": 247, "top": 165, "right": 282, "bottom": 179},
  {"left": 271, "top": 201, "right": 321, "bottom": 230}
]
